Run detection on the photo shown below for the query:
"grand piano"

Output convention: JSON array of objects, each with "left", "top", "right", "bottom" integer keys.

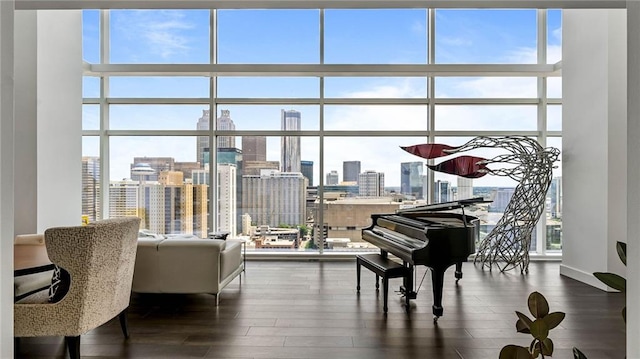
[{"left": 361, "top": 197, "right": 486, "bottom": 320}]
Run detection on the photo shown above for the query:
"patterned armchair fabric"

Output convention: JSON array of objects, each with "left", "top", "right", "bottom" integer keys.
[{"left": 14, "top": 217, "right": 141, "bottom": 357}]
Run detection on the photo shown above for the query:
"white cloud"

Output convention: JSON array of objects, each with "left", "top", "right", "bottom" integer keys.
[{"left": 114, "top": 10, "right": 195, "bottom": 60}]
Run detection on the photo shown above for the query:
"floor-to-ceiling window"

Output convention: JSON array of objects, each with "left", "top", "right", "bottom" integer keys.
[{"left": 81, "top": 7, "right": 562, "bottom": 256}]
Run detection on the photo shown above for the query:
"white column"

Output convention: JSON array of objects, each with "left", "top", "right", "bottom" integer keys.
[
  {"left": 627, "top": 2, "right": 640, "bottom": 356},
  {"left": 14, "top": 10, "right": 37, "bottom": 235},
  {"left": 560, "top": 9, "right": 627, "bottom": 287},
  {"left": 0, "top": 1, "right": 15, "bottom": 357},
  {"left": 36, "top": 10, "right": 83, "bottom": 231}
]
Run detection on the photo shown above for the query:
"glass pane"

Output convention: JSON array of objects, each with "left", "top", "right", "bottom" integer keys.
[
  {"left": 82, "top": 137, "right": 101, "bottom": 222},
  {"left": 215, "top": 105, "right": 319, "bottom": 131},
  {"left": 325, "top": 9, "right": 427, "bottom": 64},
  {"left": 435, "top": 77, "right": 537, "bottom": 98},
  {"left": 324, "top": 77, "right": 427, "bottom": 98},
  {"left": 547, "top": 104, "right": 561, "bottom": 131},
  {"left": 547, "top": 9, "right": 562, "bottom": 64},
  {"left": 435, "top": 9, "right": 537, "bottom": 64},
  {"left": 545, "top": 137, "right": 562, "bottom": 251},
  {"left": 83, "top": 104, "right": 100, "bottom": 130},
  {"left": 236, "top": 136, "right": 318, "bottom": 252},
  {"left": 547, "top": 77, "right": 562, "bottom": 98},
  {"left": 324, "top": 105, "right": 428, "bottom": 131},
  {"left": 110, "top": 10, "right": 210, "bottom": 64},
  {"left": 110, "top": 77, "right": 210, "bottom": 98},
  {"left": 435, "top": 105, "right": 537, "bottom": 131},
  {"left": 110, "top": 105, "right": 209, "bottom": 130},
  {"left": 109, "top": 136, "right": 208, "bottom": 237},
  {"left": 433, "top": 136, "right": 520, "bottom": 248},
  {"left": 83, "top": 77, "right": 100, "bottom": 98},
  {"left": 217, "top": 10, "right": 320, "bottom": 64},
  {"left": 322, "top": 136, "right": 429, "bottom": 251},
  {"left": 82, "top": 10, "right": 100, "bottom": 63},
  {"left": 217, "top": 77, "right": 319, "bottom": 98}
]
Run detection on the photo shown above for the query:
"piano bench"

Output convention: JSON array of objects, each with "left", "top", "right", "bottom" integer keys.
[{"left": 356, "top": 253, "right": 410, "bottom": 313}]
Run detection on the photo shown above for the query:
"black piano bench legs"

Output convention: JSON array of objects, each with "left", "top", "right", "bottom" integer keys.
[{"left": 356, "top": 254, "right": 410, "bottom": 314}]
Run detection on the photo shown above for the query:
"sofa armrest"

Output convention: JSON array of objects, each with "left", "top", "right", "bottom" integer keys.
[
  {"left": 220, "top": 240, "right": 243, "bottom": 282},
  {"left": 132, "top": 238, "right": 165, "bottom": 293}
]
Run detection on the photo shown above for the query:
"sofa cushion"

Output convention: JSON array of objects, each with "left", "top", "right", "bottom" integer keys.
[{"left": 48, "top": 265, "right": 70, "bottom": 303}]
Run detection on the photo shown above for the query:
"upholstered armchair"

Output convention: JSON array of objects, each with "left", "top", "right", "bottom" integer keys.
[
  {"left": 14, "top": 234, "right": 54, "bottom": 301},
  {"left": 14, "top": 217, "right": 141, "bottom": 359}
]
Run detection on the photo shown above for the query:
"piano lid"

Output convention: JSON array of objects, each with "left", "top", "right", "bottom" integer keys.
[{"left": 396, "top": 197, "right": 491, "bottom": 214}]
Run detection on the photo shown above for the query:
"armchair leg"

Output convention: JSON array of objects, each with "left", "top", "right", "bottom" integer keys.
[
  {"left": 119, "top": 308, "right": 130, "bottom": 339},
  {"left": 214, "top": 293, "right": 219, "bottom": 306},
  {"left": 65, "top": 336, "right": 80, "bottom": 359}
]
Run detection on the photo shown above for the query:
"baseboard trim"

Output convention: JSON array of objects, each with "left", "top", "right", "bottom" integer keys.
[{"left": 559, "top": 264, "right": 608, "bottom": 291}]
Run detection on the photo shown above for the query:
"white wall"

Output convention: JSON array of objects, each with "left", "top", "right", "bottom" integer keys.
[
  {"left": 626, "top": 3, "right": 640, "bottom": 357},
  {"left": 561, "top": 10, "right": 627, "bottom": 287},
  {"left": 0, "top": 1, "right": 15, "bottom": 357},
  {"left": 36, "top": 11, "right": 83, "bottom": 231},
  {"left": 14, "top": 10, "right": 37, "bottom": 235}
]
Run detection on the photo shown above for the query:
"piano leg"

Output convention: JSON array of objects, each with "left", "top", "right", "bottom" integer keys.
[
  {"left": 431, "top": 265, "right": 447, "bottom": 321},
  {"left": 455, "top": 262, "right": 463, "bottom": 283},
  {"left": 401, "top": 264, "right": 414, "bottom": 313}
]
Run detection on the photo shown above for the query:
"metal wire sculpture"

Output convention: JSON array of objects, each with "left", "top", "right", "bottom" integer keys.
[{"left": 401, "top": 136, "right": 560, "bottom": 273}]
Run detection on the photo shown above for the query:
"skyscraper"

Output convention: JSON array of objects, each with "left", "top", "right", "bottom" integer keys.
[
  {"left": 326, "top": 170, "right": 339, "bottom": 185},
  {"left": 400, "top": 161, "right": 424, "bottom": 199},
  {"left": 82, "top": 156, "right": 101, "bottom": 221},
  {"left": 196, "top": 109, "right": 237, "bottom": 166},
  {"left": 242, "top": 136, "right": 267, "bottom": 162},
  {"left": 196, "top": 110, "right": 209, "bottom": 166},
  {"left": 343, "top": 161, "right": 361, "bottom": 183},
  {"left": 358, "top": 170, "right": 385, "bottom": 197},
  {"left": 217, "top": 163, "right": 237, "bottom": 236},
  {"left": 281, "top": 109, "right": 301, "bottom": 173},
  {"left": 434, "top": 180, "right": 452, "bottom": 203},
  {"left": 242, "top": 171, "right": 307, "bottom": 227},
  {"left": 216, "top": 110, "right": 236, "bottom": 149},
  {"left": 301, "top": 160, "right": 314, "bottom": 186},
  {"left": 457, "top": 177, "right": 474, "bottom": 200}
]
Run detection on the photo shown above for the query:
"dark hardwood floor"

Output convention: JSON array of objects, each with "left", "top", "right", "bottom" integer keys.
[{"left": 15, "top": 260, "right": 626, "bottom": 359}]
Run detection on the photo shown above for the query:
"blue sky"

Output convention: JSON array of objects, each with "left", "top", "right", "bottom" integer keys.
[{"left": 82, "top": 9, "right": 562, "bottom": 187}]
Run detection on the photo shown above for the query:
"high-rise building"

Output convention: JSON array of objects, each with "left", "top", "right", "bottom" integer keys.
[
  {"left": 242, "top": 136, "right": 267, "bottom": 162},
  {"left": 216, "top": 110, "right": 236, "bottom": 149},
  {"left": 82, "top": 156, "right": 101, "bottom": 221},
  {"left": 242, "top": 171, "right": 307, "bottom": 227},
  {"left": 358, "top": 171, "right": 385, "bottom": 197},
  {"left": 131, "top": 157, "right": 174, "bottom": 182},
  {"left": 434, "top": 180, "right": 452, "bottom": 203},
  {"left": 457, "top": 177, "right": 474, "bottom": 200},
  {"left": 326, "top": 170, "right": 339, "bottom": 185},
  {"left": 217, "top": 163, "right": 237, "bottom": 235},
  {"left": 400, "top": 162, "right": 424, "bottom": 199},
  {"left": 243, "top": 160, "right": 280, "bottom": 176},
  {"left": 281, "top": 109, "right": 301, "bottom": 173},
  {"left": 196, "top": 109, "right": 210, "bottom": 166},
  {"left": 196, "top": 109, "right": 237, "bottom": 166},
  {"left": 548, "top": 177, "right": 562, "bottom": 218},
  {"left": 343, "top": 161, "right": 361, "bottom": 183},
  {"left": 301, "top": 160, "right": 314, "bottom": 186},
  {"left": 490, "top": 188, "right": 515, "bottom": 212},
  {"left": 109, "top": 180, "right": 141, "bottom": 219}
]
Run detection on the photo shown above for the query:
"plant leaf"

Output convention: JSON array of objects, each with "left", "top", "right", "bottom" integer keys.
[
  {"left": 543, "top": 311, "right": 566, "bottom": 330},
  {"left": 573, "top": 347, "right": 588, "bottom": 359},
  {"left": 594, "top": 272, "right": 626, "bottom": 292},
  {"left": 528, "top": 292, "right": 549, "bottom": 318},
  {"left": 515, "top": 311, "right": 533, "bottom": 331},
  {"left": 530, "top": 319, "right": 549, "bottom": 341},
  {"left": 616, "top": 241, "right": 627, "bottom": 266},
  {"left": 541, "top": 338, "right": 554, "bottom": 356},
  {"left": 499, "top": 345, "right": 533, "bottom": 359},
  {"left": 516, "top": 319, "right": 531, "bottom": 334}
]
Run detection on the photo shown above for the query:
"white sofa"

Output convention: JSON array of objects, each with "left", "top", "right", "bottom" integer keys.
[{"left": 132, "top": 237, "right": 244, "bottom": 305}]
